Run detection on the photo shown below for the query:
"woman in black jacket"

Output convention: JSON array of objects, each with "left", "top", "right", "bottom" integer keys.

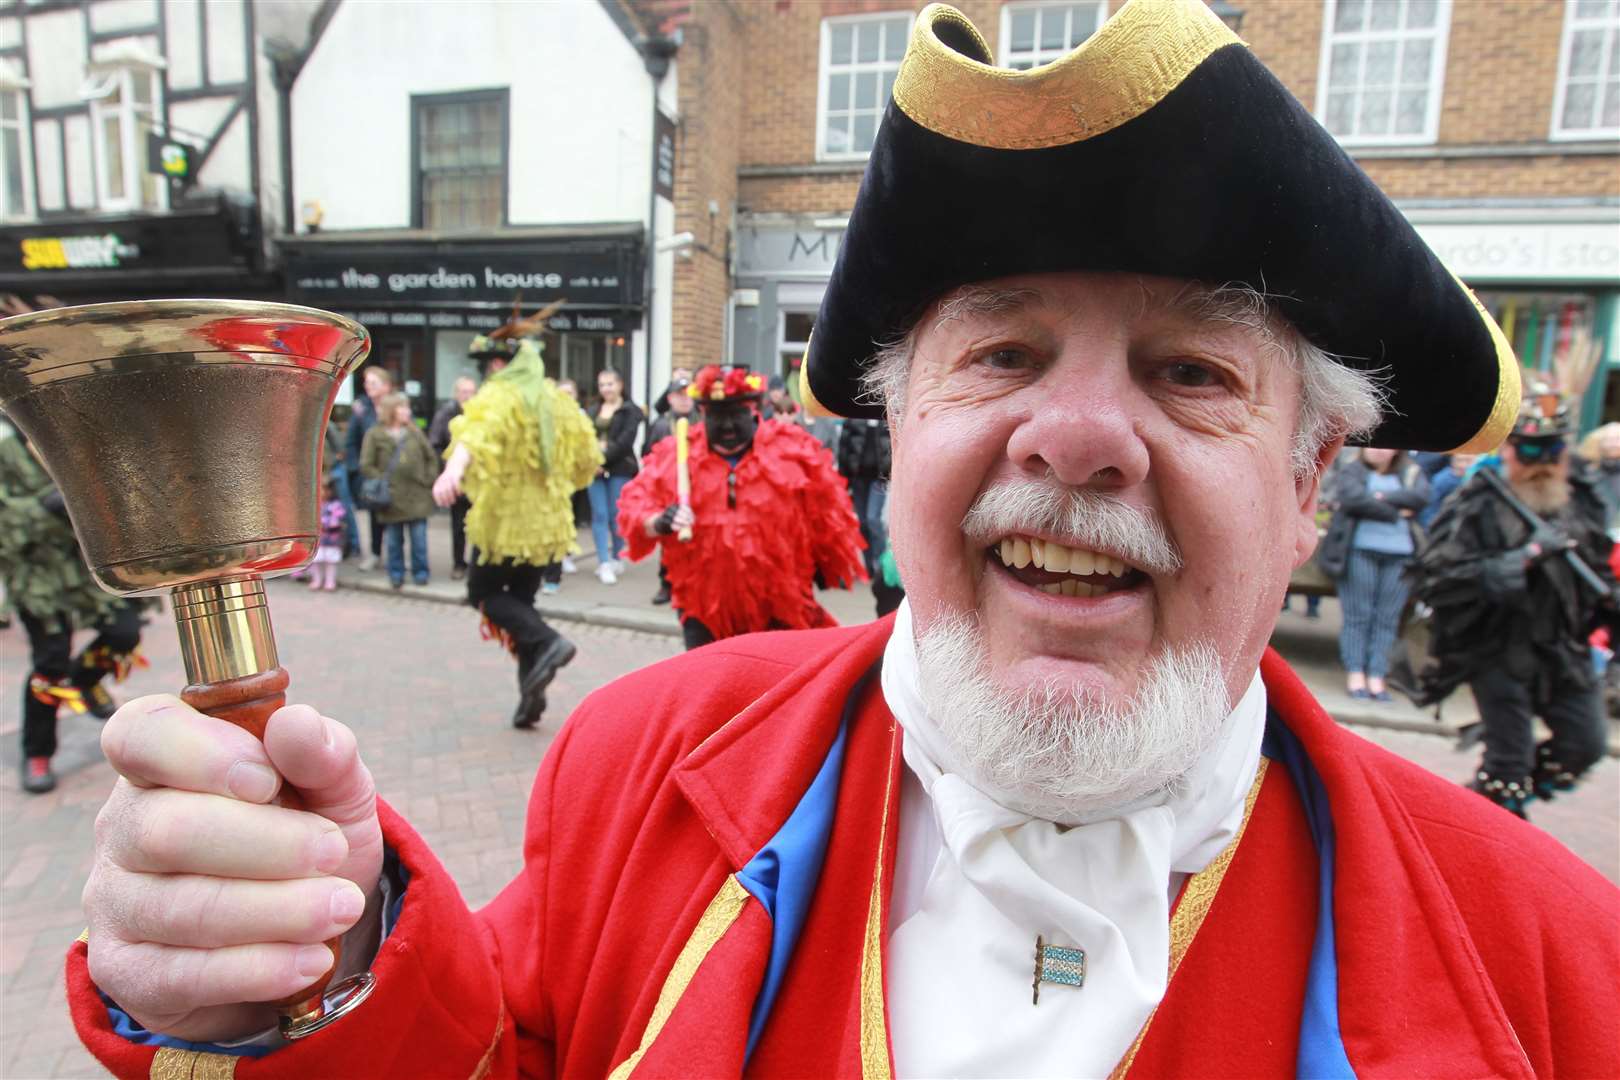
[{"left": 587, "top": 368, "right": 644, "bottom": 585}]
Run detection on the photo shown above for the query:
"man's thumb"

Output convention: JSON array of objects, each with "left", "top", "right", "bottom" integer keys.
[{"left": 263, "top": 705, "right": 383, "bottom": 891}]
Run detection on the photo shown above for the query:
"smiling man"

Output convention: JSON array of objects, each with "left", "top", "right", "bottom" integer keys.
[{"left": 68, "top": 2, "right": 1617, "bottom": 1078}]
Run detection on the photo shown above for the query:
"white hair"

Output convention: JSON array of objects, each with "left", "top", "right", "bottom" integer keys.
[
  {"left": 960, "top": 479, "right": 1182, "bottom": 575},
  {"left": 859, "top": 281, "right": 1387, "bottom": 478},
  {"left": 914, "top": 612, "right": 1230, "bottom": 819}
]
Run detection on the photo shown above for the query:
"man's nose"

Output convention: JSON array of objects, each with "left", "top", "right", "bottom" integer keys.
[{"left": 1004, "top": 358, "right": 1149, "bottom": 489}]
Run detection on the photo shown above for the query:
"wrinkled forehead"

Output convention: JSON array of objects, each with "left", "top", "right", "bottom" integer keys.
[{"left": 912, "top": 272, "right": 1289, "bottom": 353}]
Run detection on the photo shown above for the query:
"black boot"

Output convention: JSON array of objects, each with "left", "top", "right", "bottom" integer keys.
[
  {"left": 511, "top": 636, "right": 577, "bottom": 729},
  {"left": 1530, "top": 741, "right": 1582, "bottom": 802},
  {"left": 1466, "top": 770, "right": 1531, "bottom": 819}
]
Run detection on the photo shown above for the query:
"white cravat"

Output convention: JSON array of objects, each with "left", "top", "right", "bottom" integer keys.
[{"left": 882, "top": 602, "right": 1265, "bottom": 1079}]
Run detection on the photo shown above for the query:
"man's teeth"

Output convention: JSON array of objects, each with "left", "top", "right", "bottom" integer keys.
[{"left": 996, "top": 536, "right": 1129, "bottom": 583}]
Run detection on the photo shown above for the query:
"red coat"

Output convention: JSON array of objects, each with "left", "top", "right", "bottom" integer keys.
[
  {"left": 69, "top": 619, "right": 1620, "bottom": 1077},
  {"left": 615, "top": 419, "right": 866, "bottom": 638}
]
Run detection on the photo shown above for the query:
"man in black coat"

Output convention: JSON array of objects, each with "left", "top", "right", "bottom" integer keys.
[{"left": 1407, "top": 391, "right": 1615, "bottom": 817}]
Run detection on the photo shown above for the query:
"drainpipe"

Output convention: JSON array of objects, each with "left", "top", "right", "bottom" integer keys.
[
  {"left": 266, "top": 48, "right": 298, "bottom": 237},
  {"left": 640, "top": 32, "right": 679, "bottom": 405}
]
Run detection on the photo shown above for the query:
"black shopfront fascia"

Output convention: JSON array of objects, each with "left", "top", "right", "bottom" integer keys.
[
  {"left": 0, "top": 197, "right": 270, "bottom": 301},
  {"left": 280, "top": 229, "right": 645, "bottom": 406}
]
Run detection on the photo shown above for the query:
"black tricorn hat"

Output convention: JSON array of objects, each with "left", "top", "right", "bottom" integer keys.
[{"left": 801, "top": 0, "right": 1518, "bottom": 453}]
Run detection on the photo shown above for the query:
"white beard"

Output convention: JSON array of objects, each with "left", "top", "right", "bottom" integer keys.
[{"left": 913, "top": 613, "right": 1231, "bottom": 821}]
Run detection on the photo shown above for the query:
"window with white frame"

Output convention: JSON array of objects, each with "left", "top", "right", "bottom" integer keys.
[
  {"left": 84, "top": 64, "right": 165, "bottom": 212},
  {"left": 1000, "top": 2, "right": 1106, "bottom": 69},
  {"left": 1317, "top": 0, "right": 1451, "bottom": 145},
  {"left": 1552, "top": 0, "right": 1620, "bottom": 139},
  {"left": 0, "top": 90, "right": 32, "bottom": 220},
  {"left": 818, "top": 12, "right": 910, "bottom": 160}
]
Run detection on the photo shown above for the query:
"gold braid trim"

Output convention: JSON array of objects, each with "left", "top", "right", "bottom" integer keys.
[
  {"left": 149, "top": 1047, "right": 237, "bottom": 1080},
  {"left": 607, "top": 875, "right": 752, "bottom": 1079},
  {"left": 1447, "top": 268, "right": 1522, "bottom": 454},
  {"left": 859, "top": 720, "right": 902, "bottom": 1079},
  {"left": 892, "top": 0, "right": 1241, "bottom": 151},
  {"left": 468, "top": 1003, "right": 506, "bottom": 1080},
  {"left": 1109, "top": 758, "right": 1270, "bottom": 1079}
]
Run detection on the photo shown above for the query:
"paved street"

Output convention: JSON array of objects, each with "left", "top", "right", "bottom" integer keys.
[{"left": 1, "top": 577, "right": 1615, "bottom": 1078}]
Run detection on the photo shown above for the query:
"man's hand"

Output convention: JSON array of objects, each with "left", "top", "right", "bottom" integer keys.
[
  {"left": 432, "top": 445, "right": 471, "bottom": 508},
  {"left": 82, "top": 697, "right": 384, "bottom": 1044},
  {"left": 1525, "top": 523, "right": 1577, "bottom": 563},
  {"left": 646, "top": 505, "right": 695, "bottom": 537}
]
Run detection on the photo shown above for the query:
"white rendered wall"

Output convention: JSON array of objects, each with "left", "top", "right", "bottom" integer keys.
[{"left": 291, "top": 0, "right": 655, "bottom": 231}]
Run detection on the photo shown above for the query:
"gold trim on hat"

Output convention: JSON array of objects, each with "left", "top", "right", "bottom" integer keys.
[
  {"left": 892, "top": 0, "right": 1242, "bottom": 151},
  {"left": 1447, "top": 271, "right": 1522, "bottom": 454}
]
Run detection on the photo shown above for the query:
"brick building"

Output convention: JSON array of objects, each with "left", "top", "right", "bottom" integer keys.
[{"left": 645, "top": 0, "right": 1620, "bottom": 428}]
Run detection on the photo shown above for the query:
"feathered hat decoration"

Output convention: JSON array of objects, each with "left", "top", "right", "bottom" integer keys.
[
  {"left": 468, "top": 295, "right": 567, "bottom": 360},
  {"left": 688, "top": 364, "right": 765, "bottom": 402}
]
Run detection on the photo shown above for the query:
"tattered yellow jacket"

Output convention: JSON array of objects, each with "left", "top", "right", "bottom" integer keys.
[{"left": 449, "top": 376, "right": 600, "bottom": 566}]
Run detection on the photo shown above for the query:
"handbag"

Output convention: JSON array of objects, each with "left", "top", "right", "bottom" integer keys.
[{"left": 359, "top": 435, "right": 405, "bottom": 511}]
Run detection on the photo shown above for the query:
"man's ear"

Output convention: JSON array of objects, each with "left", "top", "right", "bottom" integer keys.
[{"left": 1293, "top": 436, "right": 1346, "bottom": 568}]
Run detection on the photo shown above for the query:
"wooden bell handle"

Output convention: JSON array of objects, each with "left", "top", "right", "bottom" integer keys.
[{"left": 180, "top": 666, "right": 340, "bottom": 1014}]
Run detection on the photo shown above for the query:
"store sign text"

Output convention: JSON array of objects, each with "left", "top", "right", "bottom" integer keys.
[
  {"left": 20, "top": 234, "right": 141, "bottom": 270},
  {"left": 1413, "top": 221, "right": 1620, "bottom": 282}
]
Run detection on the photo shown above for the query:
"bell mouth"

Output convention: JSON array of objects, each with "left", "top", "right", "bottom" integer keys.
[{"left": 0, "top": 299, "right": 370, "bottom": 396}]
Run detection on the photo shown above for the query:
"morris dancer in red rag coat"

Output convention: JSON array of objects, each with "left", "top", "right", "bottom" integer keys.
[{"left": 617, "top": 364, "right": 867, "bottom": 650}]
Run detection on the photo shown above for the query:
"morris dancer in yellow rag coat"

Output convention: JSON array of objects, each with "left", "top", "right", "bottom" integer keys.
[{"left": 433, "top": 309, "right": 601, "bottom": 729}]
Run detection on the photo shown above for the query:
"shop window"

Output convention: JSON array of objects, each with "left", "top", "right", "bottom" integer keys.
[
  {"left": 83, "top": 64, "right": 164, "bottom": 212},
  {"left": 0, "top": 89, "right": 32, "bottom": 220},
  {"left": 818, "top": 12, "right": 910, "bottom": 161},
  {"left": 1000, "top": 2, "right": 1105, "bottom": 70},
  {"left": 413, "top": 89, "right": 507, "bottom": 230},
  {"left": 1552, "top": 0, "right": 1620, "bottom": 140},
  {"left": 1476, "top": 290, "right": 1598, "bottom": 395},
  {"left": 779, "top": 310, "right": 815, "bottom": 379},
  {"left": 1317, "top": 0, "right": 1451, "bottom": 146}
]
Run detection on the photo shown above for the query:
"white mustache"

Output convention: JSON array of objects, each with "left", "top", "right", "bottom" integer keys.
[{"left": 961, "top": 478, "right": 1181, "bottom": 576}]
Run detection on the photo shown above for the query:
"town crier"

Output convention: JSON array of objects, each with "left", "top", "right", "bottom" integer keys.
[
  {"left": 65, "top": 2, "right": 1618, "bottom": 1077},
  {"left": 616, "top": 363, "right": 867, "bottom": 650}
]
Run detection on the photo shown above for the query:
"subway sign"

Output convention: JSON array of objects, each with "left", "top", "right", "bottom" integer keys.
[{"left": 20, "top": 234, "right": 141, "bottom": 271}]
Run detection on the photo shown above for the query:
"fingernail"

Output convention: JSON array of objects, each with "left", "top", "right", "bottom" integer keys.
[
  {"left": 314, "top": 828, "right": 348, "bottom": 873},
  {"left": 321, "top": 718, "right": 337, "bottom": 749},
  {"left": 226, "top": 762, "right": 279, "bottom": 803},
  {"left": 330, "top": 883, "right": 365, "bottom": 925},
  {"left": 296, "top": 944, "right": 334, "bottom": 978}
]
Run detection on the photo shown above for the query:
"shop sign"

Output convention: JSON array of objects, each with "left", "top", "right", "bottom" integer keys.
[
  {"left": 19, "top": 233, "right": 140, "bottom": 270},
  {"left": 334, "top": 308, "right": 634, "bottom": 334},
  {"left": 737, "top": 226, "right": 845, "bottom": 277},
  {"left": 1413, "top": 221, "right": 1620, "bottom": 283},
  {"left": 288, "top": 247, "right": 640, "bottom": 307},
  {"left": 653, "top": 111, "right": 677, "bottom": 202},
  {"left": 0, "top": 204, "right": 256, "bottom": 284}
]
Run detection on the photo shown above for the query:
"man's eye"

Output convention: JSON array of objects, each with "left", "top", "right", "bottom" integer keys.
[
  {"left": 1161, "top": 361, "right": 1220, "bottom": 388},
  {"left": 978, "top": 347, "right": 1033, "bottom": 371}
]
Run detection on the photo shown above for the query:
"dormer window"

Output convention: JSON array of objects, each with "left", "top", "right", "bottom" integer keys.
[{"left": 81, "top": 43, "right": 166, "bottom": 212}]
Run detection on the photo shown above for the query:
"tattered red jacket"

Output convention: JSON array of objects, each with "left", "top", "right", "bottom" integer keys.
[
  {"left": 69, "top": 619, "right": 1619, "bottom": 1077},
  {"left": 616, "top": 420, "right": 866, "bottom": 638}
]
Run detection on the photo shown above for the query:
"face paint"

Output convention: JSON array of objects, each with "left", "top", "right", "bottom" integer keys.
[{"left": 703, "top": 401, "right": 758, "bottom": 455}]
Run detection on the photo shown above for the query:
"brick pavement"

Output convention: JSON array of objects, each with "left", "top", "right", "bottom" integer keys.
[{"left": 1, "top": 582, "right": 1615, "bottom": 1077}]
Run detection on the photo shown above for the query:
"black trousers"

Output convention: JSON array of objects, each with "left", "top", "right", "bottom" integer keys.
[
  {"left": 18, "top": 601, "right": 144, "bottom": 760},
  {"left": 449, "top": 495, "right": 471, "bottom": 571},
  {"left": 1471, "top": 662, "right": 1606, "bottom": 781},
  {"left": 466, "top": 553, "right": 559, "bottom": 680},
  {"left": 680, "top": 616, "right": 793, "bottom": 652}
]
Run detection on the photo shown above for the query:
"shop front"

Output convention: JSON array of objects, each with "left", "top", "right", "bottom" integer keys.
[
  {"left": 1410, "top": 205, "right": 1620, "bottom": 433},
  {"left": 731, "top": 214, "right": 844, "bottom": 381},
  {"left": 280, "top": 225, "right": 644, "bottom": 415},
  {"left": 0, "top": 194, "right": 271, "bottom": 307}
]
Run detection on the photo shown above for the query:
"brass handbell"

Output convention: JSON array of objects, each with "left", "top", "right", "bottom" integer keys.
[{"left": 0, "top": 300, "right": 374, "bottom": 1039}]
